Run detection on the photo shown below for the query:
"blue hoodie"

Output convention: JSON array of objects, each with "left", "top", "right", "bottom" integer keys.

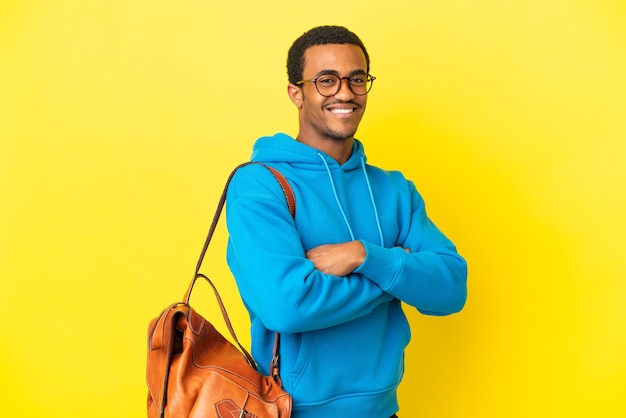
[{"left": 226, "top": 133, "right": 467, "bottom": 417}]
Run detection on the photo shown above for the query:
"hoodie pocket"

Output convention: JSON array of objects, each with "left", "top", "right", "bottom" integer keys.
[{"left": 286, "top": 301, "right": 409, "bottom": 404}]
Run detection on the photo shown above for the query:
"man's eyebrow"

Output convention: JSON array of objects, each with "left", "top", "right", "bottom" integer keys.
[
  {"left": 314, "top": 70, "right": 340, "bottom": 77},
  {"left": 314, "top": 69, "right": 367, "bottom": 77}
]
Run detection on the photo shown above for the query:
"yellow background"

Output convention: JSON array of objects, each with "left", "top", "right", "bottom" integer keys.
[{"left": 1, "top": 1, "right": 625, "bottom": 417}]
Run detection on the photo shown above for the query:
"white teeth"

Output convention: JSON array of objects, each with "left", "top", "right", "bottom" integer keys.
[{"left": 330, "top": 108, "right": 353, "bottom": 114}]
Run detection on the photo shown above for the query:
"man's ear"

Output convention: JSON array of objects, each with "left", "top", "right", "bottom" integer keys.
[{"left": 287, "top": 83, "right": 303, "bottom": 108}]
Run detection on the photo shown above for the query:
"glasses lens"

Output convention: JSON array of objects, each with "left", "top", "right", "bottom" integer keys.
[
  {"left": 349, "top": 75, "right": 370, "bottom": 95},
  {"left": 315, "top": 74, "right": 340, "bottom": 97}
]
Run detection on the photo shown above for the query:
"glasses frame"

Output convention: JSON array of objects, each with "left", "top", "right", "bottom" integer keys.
[{"left": 295, "top": 73, "right": 376, "bottom": 97}]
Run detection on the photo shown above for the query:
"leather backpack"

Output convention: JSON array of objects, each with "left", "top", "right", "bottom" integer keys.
[{"left": 146, "top": 163, "right": 294, "bottom": 418}]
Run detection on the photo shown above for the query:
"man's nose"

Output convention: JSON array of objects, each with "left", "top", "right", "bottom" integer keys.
[{"left": 334, "top": 77, "right": 355, "bottom": 99}]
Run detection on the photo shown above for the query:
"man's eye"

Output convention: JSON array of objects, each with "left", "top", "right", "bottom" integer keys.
[
  {"left": 350, "top": 76, "right": 365, "bottom": 84},
  {"left": 317, "top": 77, "right": 337, "bottom": 84}
]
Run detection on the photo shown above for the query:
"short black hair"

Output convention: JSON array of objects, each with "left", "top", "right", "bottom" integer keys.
[{"left": 287, "top": 25, "right": 370, "bottom": 85}]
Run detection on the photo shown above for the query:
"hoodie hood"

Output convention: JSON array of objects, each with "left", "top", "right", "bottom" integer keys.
[
  {"left": 250, "top": 132, "right": 368, "bottom": 171},
  {"left": 250, "top": 132, "right": 383, "bottom": 245}
]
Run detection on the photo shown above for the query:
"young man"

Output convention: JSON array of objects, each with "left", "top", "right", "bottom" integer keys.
[{"left": 225, "top": 25, "right": 467, "bottom": 417}]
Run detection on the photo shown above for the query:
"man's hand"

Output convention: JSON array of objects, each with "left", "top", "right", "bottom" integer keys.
[{"left": 305, "top": 241, "right": 366, "bottom": 276}]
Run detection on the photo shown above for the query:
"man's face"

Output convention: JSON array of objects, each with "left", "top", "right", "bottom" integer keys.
[{"left": 291, "top": 43, "right": 368, "bottom": 143}]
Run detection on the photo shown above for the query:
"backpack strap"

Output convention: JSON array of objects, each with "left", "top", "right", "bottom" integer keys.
[{"left": 188, "top": 162, "right": 295, "bottom": 376}]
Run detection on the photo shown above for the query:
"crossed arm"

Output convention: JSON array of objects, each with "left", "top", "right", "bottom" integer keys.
[{"left": 306, "top": 241, "right": 410, "bottom": 276}]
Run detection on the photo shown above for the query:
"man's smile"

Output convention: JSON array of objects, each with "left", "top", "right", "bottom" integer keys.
[{"left": 326, "top": 103, "right": 359, "bottom": 116}]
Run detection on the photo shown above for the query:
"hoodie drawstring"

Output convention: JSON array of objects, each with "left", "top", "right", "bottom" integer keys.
[
  {"left": 360, "top": 156, "right": 385, "bottom": 246},
  {"left": 316, "top": 153, "right": 384, "bottom": 246},
  {"left": 318, "top": 154, "right": 356, "bottom": 240}
]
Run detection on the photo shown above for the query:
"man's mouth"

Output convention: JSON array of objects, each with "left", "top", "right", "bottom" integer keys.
[{"left": 329, "top": 108, "right": 356, "bottom": 114}]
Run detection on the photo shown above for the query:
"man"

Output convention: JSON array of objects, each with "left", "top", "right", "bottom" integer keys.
[{"left": 225, "top": 25, "right": 467, "bottom": 417}]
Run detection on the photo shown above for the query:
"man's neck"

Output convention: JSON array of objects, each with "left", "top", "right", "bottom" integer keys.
[{"left": 296, "top": 135, "right": 354, "bottom": 165}]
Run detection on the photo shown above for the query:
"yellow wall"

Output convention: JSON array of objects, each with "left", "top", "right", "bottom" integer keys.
[{"left": 1, "top": 1, "right": 624, "bottom": 416}]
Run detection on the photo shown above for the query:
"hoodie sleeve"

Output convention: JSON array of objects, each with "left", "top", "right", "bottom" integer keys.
[
  {"left": 354, "top": 180, "right": 468, "bottom": 315},
  {"left": 225, "top": 165, "right": 393, "bottom": 334}
]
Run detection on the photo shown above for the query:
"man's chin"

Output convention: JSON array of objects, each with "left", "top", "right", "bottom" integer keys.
[{"left": 323, "top": 129, "right": 358, "bottom": 142}]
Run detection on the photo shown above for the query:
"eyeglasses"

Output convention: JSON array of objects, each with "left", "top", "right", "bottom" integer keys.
[{"left": 296, "top": 73, "right": 376, "bottom": 97}]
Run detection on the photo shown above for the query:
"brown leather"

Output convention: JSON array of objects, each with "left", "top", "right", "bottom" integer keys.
[
  {"left": 146, "top": 286, "right": 292, "bottom": 418},
  {"left": 147, "top": 163, "right": 294, "bottom": 418}
]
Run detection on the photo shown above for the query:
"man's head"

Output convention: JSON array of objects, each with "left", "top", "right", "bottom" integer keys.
[
  {"left": 286, "top": 26, "right": 373, "bottom": 145},
  {"left": 287, "top": 26, "right": 370, "bottom": 85}
]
